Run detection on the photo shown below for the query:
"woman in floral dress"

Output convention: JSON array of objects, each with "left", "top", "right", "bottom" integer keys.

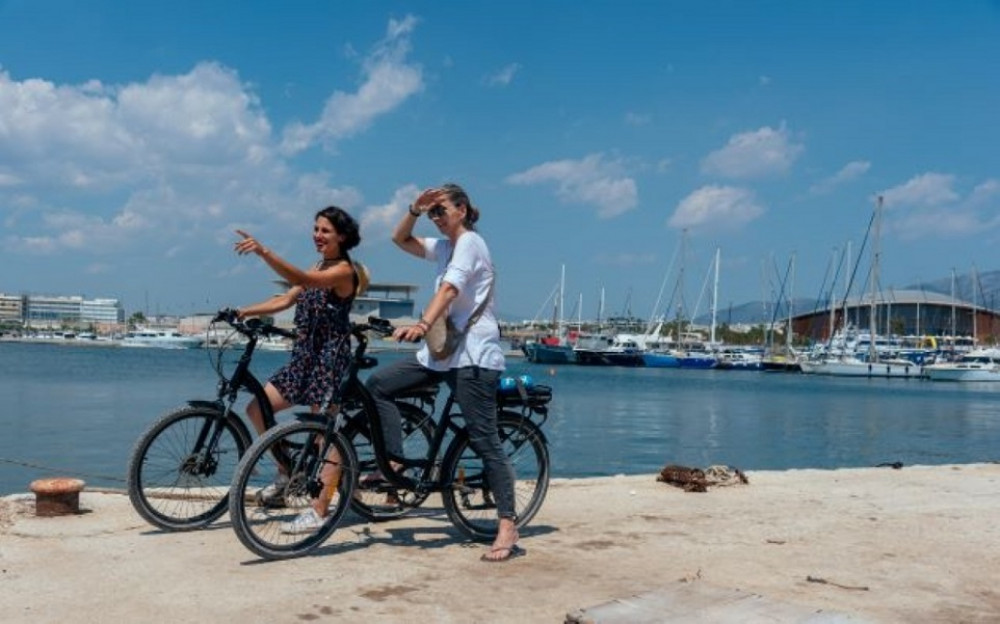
[{"left": 234, "top": 205, "right": 366, "bottom": 533}]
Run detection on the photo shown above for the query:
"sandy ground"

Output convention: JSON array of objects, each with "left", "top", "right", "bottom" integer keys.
[{"left": 1, "top": 464, "right": 999, "bottom": 623}]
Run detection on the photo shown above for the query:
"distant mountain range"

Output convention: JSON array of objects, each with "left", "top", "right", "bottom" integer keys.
[{"left": 698, "top": 270, "right": 1000, "bottom": 326}]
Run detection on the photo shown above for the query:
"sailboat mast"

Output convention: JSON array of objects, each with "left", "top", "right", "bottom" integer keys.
[
  {"left": 950, "top": 267, "right": 957, "bottom": 343},
  {"left": 559, "top": 264, "right": 566, "bottom": 336},
  {"left": 870, "top": 196, "right": 882, "bottom": 361},
  {"left": 844, "top": 240, "right": 852, "bottom": 329},
  {"left": 788, "top": 252, "right": 795, "bottom": 349},
  {"left": 710, "top": 247, "right": 720, "bottom": 345},
  {"left": 972, "top": 265, "right": 978, "bottom": 345}
]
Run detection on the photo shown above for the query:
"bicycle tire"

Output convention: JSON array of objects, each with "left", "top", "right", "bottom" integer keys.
[
  {"left": 229, "top": 419, "right": 357, "bottom": 560},
  {"left": 345, "top": 401, "right": 435, "bottom": 521},
  {"left": 127, "top": 405, "right": 250, "bottom": 530},
  {"left": 441, "top": 412, "right": 550, "bottom": 542}
]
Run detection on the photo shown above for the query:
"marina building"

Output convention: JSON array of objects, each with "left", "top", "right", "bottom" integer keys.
[
  {"left": 180, "top": 281, "right": 419, "bottom": 333},
  {"left": 0, "top": 294, "right": 23, "bottom": 325},
  {"left": 791, "top": 289, "right": 1000, "bottom": 346},
  {"left": 10, "top": 294, "right": 125, "bottom": 330},
  {"left": 352, "top": 283, "right": 418, "bottom": 321}
]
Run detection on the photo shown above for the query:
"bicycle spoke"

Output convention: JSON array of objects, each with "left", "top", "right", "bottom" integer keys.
[
  {"left": 128, "top": 407, "right": 246, "bottom": 530},
  {"left": 230, "top": 421, "right": 356, "bottom": 559}
]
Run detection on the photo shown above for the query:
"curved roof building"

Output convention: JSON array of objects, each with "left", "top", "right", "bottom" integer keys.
[{"left": 792, "top": 288, "right": 1000, "bottom": 346}]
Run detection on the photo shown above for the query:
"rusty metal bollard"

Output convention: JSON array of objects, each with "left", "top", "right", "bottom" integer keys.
[{"left": 29, "top": 478, "right": 86, "bottom": 516}]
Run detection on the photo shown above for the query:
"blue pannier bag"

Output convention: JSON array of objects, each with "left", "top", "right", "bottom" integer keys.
[{"left": 499, "top": 374, "right": 534, "bottom": 394}]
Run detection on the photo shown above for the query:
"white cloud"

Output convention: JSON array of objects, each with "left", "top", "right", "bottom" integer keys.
[
  {"left": 890, "top": 208, "right": 984, "bottom": 239},
  {"left": 966, "top": 179, "right": 999, "bottom": 205},
  {"left": 701, "top": 123, "right": 803, "bottom": 179},
  {"left": 0, "top": 63, "right": 274, "bottom": 191},
  {"left": 0, "top": 17, "right": 415, "bottom": 258},
  {"left": 280, "top": 15, "right": 423, "bottom": 154},
  {"left": 360, "top": 184, "right": 420, "bottom": 240},
  {"left": 810, "top": 160, "right": 871, "bottom": 194},
  {"left": 882, "top": 174, "right": 1000, "bottom": 239},
  {"left": 669, "top": 185, "right": 764, "bottom": 230},
  {"left": 880, "top": 173, "right": 959, "bottom": 208},
  {"left": 485, "top": 63, "right": 521, "bottom": 87},
  {"left": 506, "top": 153, "right": 638, "bottom": 218}
]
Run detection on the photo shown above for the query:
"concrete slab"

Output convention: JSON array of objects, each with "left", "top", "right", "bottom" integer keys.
[{"left": 567, "top": 581, "right": 869, "bottom": 623}]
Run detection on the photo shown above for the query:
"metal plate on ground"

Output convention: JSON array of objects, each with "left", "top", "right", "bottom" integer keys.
[{"left": 566, "top": 581, "right": 868, "bottom": 624}]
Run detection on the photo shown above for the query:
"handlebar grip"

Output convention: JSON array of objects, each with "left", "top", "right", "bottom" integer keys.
[{"left": 214, "top": 308, "right": 238, "bottom": 324}]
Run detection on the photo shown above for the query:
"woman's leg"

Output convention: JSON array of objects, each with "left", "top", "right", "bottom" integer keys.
[
  {"left": 311, "top": 405, "right": 342, "bottom": 517},
  {"left": 246, "top": 383, "right": 292, "bottom": 435},
  {"left": 449, "top": 367, "right": 519, "bottom": 558},
  {"left": 364, "top": 356, "right": 439, "bottom": 461}
]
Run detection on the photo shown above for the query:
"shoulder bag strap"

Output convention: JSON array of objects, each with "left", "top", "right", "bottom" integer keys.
[{"left": 460, "top": 272, "right": 495, "bottom": 333}]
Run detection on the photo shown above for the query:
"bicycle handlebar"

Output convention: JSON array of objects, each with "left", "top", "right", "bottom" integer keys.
[
  {"left": 212, "top": 308, "right": 296, "bottom": 340},
  {"left": 353, "top": 316, "right": 395, "bottom": 339}
]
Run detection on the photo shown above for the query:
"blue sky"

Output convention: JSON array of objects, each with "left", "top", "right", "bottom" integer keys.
[{"left": 2, "top": 1, "right": 999, "bottom": 322}]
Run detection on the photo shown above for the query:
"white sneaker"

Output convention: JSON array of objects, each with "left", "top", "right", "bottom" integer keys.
[
  {"left": 281, "top": 508, "right": 324, "bottom": 535},
  {"left": 255, "top": 475, "right": 290, "bottom": 507}
]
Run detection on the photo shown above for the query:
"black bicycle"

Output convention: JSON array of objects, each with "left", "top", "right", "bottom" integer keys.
[
  {"left": 228, "top": 317, "right": 552, "bottom": 560},
  {"left": 126, "top": 310, "right": 434, "bottom": 531},
  {"left": 125, "top": 310, "right": 293, "bottom": 530}
]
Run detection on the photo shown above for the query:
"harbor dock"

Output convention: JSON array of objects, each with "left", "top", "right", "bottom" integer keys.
[{"left": 2, "top": 464, "right": 998, "bottom": 622}]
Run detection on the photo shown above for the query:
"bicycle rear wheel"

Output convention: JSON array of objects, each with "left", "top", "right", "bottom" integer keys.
[
  {"left": 441, "top": 412, "right": 550, "bottom": 542},
  {"left": 127, "top": 406, "right": 249, "bottom": 530},
  {"left": 346, "top": 401, "right": 434, "bottom": 521},
  {"left": 229, "top": 419, "right": 356, "bottom": 560}
]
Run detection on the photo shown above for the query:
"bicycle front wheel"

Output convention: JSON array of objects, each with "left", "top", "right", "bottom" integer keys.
[
  {"left": 346, "top": 401, "right": 434, "bottom": 522},
  {"left": 127, "top": 406, "right": 249, "bottom": 530},
  {"left": 229, "top": 419, "right": 357, "bottom": 560},
  {"left": 441, "top": 413, "right": 550, "bottom": 541}
]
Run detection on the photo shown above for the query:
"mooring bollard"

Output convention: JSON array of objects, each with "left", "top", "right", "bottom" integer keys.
[{"left": 29, "top": 478, "right": 86, "bottom": 517}]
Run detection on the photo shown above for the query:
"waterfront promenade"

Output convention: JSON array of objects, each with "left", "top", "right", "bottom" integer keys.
[{"left": 2, "top": 464, "right": 998, "bottom": 622}]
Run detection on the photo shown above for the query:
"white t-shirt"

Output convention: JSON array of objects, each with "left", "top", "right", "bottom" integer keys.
[{"left": 416, "top": 232, "right": 505, "bottom": 372}]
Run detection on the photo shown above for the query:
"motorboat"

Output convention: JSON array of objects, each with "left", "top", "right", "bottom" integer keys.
[
  {"left": 923, "top": 349, "right": 1000, "bottom": 382},
  {"left": 121, "top": 329, "right": 204, "bottom": 349}
]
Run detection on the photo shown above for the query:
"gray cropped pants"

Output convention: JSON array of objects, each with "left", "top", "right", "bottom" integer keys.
[{"left": 365, "top": 356, "right": 517, "bottom": 520}]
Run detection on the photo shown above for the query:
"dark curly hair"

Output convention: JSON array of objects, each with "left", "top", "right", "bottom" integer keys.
[{"left": 315, "top": 206, "right": 360, "bottom": 251}]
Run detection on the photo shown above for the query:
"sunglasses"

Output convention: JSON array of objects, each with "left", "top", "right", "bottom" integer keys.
[{"left": 427, "top": 204, "right": 448, "bottom": 219}]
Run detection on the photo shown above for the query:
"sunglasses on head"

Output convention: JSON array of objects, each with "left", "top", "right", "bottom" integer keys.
[{"left": 428, "top": 204, "right": 448, "bottom": 219}]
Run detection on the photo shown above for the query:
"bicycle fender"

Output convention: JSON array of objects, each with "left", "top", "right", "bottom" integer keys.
[
  {"left": 499, "top": 411, "right": 549, "bottom": 445},
  {"left": 292, "top": 412, "right": 328, "bottom": 425},
  {"left": 186, "top": 399, "right": 224, "bottom": 412},
  {"left": 185, "top": 400, "right": 253, "bottom": 448}
]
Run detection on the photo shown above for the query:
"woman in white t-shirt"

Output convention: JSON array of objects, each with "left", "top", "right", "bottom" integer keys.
[{"left": 366, "top": 183, "right": 522, "bottom": 562}]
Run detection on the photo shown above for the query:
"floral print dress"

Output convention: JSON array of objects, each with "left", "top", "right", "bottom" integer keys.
[{"left": 270, "top": 262, "right": 356, "bottom": 407}]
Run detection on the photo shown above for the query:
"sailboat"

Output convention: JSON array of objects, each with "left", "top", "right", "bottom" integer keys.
[
  {"left": 523, "top": 265, "right": 577, "bottom": 364},
  {"left": 799, "top": 196, "right": 921, "bottom": 378}
]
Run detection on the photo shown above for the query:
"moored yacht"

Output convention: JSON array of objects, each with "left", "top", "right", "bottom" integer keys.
[
  {"left": 923, "top": 349, "right": 1000, "bottom": 382},
  {"left": 121, "top": 329, "right": 204, "bottom": 349}
]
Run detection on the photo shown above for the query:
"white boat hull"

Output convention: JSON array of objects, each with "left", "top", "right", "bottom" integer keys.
[
  {"left": 121, "top": 329, "right": 203, "bottom": 349},
  {"left": 924, "top": 364, "right": 1000, "bottom": 382},
  {"left": 923, "top": 349, "right": 1000, "bottom": 382},
  {"left": 799, "top": 358, "right": 922, "bottom": 378}
]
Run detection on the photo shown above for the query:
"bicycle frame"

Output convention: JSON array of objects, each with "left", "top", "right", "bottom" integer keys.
[
  {"left": 185, "top": 318, "right": 287, "bottom": 472},
  {"left": 339, "top": 321, "right": 529, "bottom": 497}
]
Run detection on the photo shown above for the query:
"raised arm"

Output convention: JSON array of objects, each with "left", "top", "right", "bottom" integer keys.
[
  {"left": 234, "top": 230, "right": 355, "bottom": 297},
  {"left": 392, "top": 188, "right": 446, "bottom": 259}
]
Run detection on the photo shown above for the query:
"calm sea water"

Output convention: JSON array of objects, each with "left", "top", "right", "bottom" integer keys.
[{"left": 2, "top": 341, "right": 1000, "bottom": 494}]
